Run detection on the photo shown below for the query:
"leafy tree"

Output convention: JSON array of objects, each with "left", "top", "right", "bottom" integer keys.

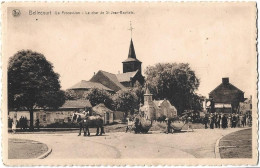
[
  {"left": 145, "top": 63, "right": 200, "bottom": 114},
  {"left": 83, "top": 88, "right": 113, "bottom": 109},
  {"left": 8, "top": 50, "right": 65, "bottom": 130},
  {"left": 65, "top": 89, "right": 80, "bottom": 100},
  {"left": 113, "top": 88, "right": 139, "bottom": 116},
  {"left": 132, "top": 81, "right": 145, "bottom": 104},
  {"left": 188, "top": 93, "right": 204, "bottom": 112}
]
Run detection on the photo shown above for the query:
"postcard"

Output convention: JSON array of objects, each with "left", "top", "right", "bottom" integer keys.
[{"left": 2, "top": 2, "right": 258, "bottom": 166}]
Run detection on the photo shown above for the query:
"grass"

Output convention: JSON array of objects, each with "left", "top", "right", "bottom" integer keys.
[
  {"left": 8, "top": 138, "right": 48, "bottom": 159},
  {"left": 219, "top": 128, "right": 252, "bottom": 158}
]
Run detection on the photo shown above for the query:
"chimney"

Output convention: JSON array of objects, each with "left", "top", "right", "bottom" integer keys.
[
  {"left": 222, "top": 77, "right": 229, "bottom": 85},
  {"left": 94, "top": 72, "right": 96, "bottom": 75},
  {"left": 118, "top": 71, "right": 120, "bottom": 74}
]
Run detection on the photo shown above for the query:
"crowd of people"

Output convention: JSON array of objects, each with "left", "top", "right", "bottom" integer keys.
[
  {"left": 9, "top": 115, "right": 41, "bottom": 133},
  {"left": 18, "top": 116, "right": 29, "bottom": 130},
  {"left": 203, "top": 113, "right": 252, "bottom": 129}
]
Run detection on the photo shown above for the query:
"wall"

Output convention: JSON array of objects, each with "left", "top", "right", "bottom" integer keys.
[
  {"left": 113, "top": 111, "right": 124, "bottom": 121},
  {"left": 123, "top": 62, "right": 141, "bottom": 73},
  {"left": 9, "top": 110, "right": 75, "bottom": 127},
  {"left": 155, "top": 100, "right": 177, "bottom": 118}
]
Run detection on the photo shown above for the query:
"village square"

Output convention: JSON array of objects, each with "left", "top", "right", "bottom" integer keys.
[{"left": 7, "top": 31, "right": 253, "bottom": 159}]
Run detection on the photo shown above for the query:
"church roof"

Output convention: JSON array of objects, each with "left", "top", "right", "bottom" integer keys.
[
  {"left": 116, "top": 70, "right": 138, "bottom": 82},
  {"left": 153, "top": 100, "right": 177, "bottom": 111},
  {"left": 97, "top": 70, "right": 125, "bottom": 90},
  {"left": 69, "top": 80, "right": 113, "bottom": 92},
  {"left": 60, "top": 100, "right": 92, "bottom": 109},
  {"left": 153, "top": 100, "right": 164, "bottom": 107},
  {"left": 122, "top": 39, "right": 141, "bottom": 63}
]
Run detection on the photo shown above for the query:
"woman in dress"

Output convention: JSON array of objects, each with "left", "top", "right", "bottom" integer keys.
[{"left": 12, "top": 118, "right": 17, "bottom": 133}]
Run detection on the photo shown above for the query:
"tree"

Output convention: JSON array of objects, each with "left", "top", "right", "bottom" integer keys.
[
  {"left": 113, "top": 88, "right": 139, "bottom": 116},
  {"left": 83, "top": 88, "right": 113, "bottom": 109},
  {"left": 145, "top": 63, "right": 201, "bottom": 114},
  {"left": 65, "top": 89, "right": 80, "bottom": 100},
  {"left": 8, "top": 50, "right": 65, "bottom": 130},
  {"left": 132, "top": 81, "right": 145, "bottom": 104},
  {"left": 188, "top": 93, "right": 204, "bottom": 112}
]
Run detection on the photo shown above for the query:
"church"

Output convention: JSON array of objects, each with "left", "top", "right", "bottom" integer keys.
[
  {"left": 68, "top": 38, "right": 144, "bottom": 95},
  {"left": 140, "top": 87, "right": 178, "bottom": 120}
]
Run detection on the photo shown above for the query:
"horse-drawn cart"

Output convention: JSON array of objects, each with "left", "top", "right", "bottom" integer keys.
[{"left": 126, "top": 115, "right": 152, "bottom": 134}]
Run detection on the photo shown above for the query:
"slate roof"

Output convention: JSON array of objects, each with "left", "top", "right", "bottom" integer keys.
[
  {"left": 69, "top": 80, "right": 113, "bottom": 92},
  {"left": 153, "top": 100, "right": 164, "bottom": 107},
  {"left": 116, "top": 70, "right": 138, "bottom": 82},
  {"left": 122, "top": 58, "right": 141, "bottom": 63},
  {"left": 92, "top": 103, "right": 113, "bottom": 116},
  {"left": 209, "top": 82, "right": 244, "bottom": 95},
  {"left": 153, "top": 100, "right": 177, "bottom": 111},
  {"left": 60, "top": 100, "right": 92, "bottom": 109},
  {"left": 98, "top": 70, "right": 125, "bottom": 90}
]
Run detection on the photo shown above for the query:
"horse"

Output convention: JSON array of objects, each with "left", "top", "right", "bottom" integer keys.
[{"left": 72, "top": 112, "right": 105, "bottom": 136}]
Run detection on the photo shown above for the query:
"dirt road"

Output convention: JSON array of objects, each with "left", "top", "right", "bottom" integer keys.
[{"left": 8, "top": 128, "right": 247, "bottom": 159}]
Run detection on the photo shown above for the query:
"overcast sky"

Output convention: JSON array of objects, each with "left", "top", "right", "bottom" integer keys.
[{"left": 5, "top": 3, "right": 256, "bottom": 98}]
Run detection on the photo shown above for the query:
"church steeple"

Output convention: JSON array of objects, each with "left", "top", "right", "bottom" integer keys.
[
  {"left": 122, "top": 22, "right": 143, "bottom": 75},
  {"left": 128, "top": 39, "right": 136, "bottom": 59},
  {"left": 144, "top": 85, "right": 153, "bottom": 105},
  {"left": 122, "top": 38, "right": 142, "bottom": 73}
]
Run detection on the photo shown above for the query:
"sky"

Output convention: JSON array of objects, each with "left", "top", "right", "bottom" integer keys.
[{"left": 4, "top": 3, "right": 257, "bottom": 98}]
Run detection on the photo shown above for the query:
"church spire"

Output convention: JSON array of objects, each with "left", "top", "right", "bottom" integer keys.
[
  {"left": 122, "top": 21, "right": 142, "bottom": 74},
  {"left": 145, "top": 84, "right": 152, "bottom": 95},
  {"left": 128, "top": 39, "right": 136, "bottom": 59},
  {"left": 144, "top": 84, "right": 153, "bottom": 103}
]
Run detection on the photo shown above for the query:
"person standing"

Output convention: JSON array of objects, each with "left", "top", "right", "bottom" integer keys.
[
  {"left": 12, "top": 114, "right": 18, "bottom": 134},
  {"left": 239, "top": 115, "right": 243, "bottom": 127},
  {"left": 187, "top": 116, "right": 194, "bottom": 132},
  {"left": 77, "top": 115, "right": 83, "bottom": 136},
  {"left": 165, "top": 118, "right": 171, "bottom": 134},
  {"left": 215, "top": 114, "right": 220, "bottom": 128},
  {"left": 222, "top": 115, "right": 227, "bottom": 129},
  {"left": 242, "top": 114, "right": 246, "bottom": 127},
  {"left": 19, "top": 116, "right": 23, "bottom": 130},
  {"left": 35, "top": 118, "right": 40, "bottom": 131},
  {"left": 248, "top": 114, "right": 252, "bottom": 127},
  {"left": 219, "top": 114, "right": 222, "bottom": 128},
  {"left": 24, "top": 117, "right": 28, "bottom": 130},
  {"left": 228, "top": 114, "right": 232, "bottom": 128},
  {"left": 231, "top": 113, "right": 237, "bottom": 128},
  {"left": 12, "top": 119, "right": 17, "bottom": 133},
  {"left": 203, "top": 115, "right": 209, "bottom": 129},
  {"left": 210, "top": 114, "right": 215, "bottom": 129},
  {"left": 219, "top": 113, "right": 223, "bottom": 128}
]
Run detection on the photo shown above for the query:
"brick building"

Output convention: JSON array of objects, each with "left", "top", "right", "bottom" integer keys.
[{"left": 208, "top": 77, "right": 244, "bottom": 113}]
